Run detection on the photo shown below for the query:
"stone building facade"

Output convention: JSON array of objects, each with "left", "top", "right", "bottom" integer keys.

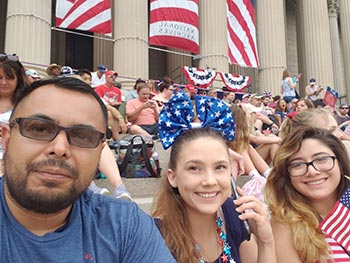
[{"left": 1, "top": 0, "right": 350, "bottom": 101}]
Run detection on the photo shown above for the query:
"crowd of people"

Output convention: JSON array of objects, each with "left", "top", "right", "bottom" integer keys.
[{"left": 0, "top": 52, "right": 349, "bottom": 262}]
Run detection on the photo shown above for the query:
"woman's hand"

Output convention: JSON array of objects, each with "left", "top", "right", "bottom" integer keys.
[{"left": 234, "top": 187, "right": 274, "bottom": 245}]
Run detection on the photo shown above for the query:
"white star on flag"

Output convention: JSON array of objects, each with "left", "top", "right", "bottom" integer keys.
[{"left": 199, "top": 97, "right": 206, "bottom": 104}]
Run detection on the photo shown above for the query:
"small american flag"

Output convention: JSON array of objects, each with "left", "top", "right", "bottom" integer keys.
[{"left": 320, "top": 188, "right": 350, "bottom": 257}]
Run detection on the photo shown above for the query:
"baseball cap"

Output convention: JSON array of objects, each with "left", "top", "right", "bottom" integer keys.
[
  {"left": 340, "top": 103, "right": 348, "bottom": 109},
  {"left": 105, "top": 70, "right": 118, "bottom": 77},
  {"left": 310, "top": 78, "right": 316, "bottom": 85},
  {"left": 242, "top": 93, "right": 250, "bottom": 99},
  {"left": 185, "top": 84, "right": 196, "bottom": 93},
  {"left": 97, "top": 64, "right": 106, "bottom": 72},
  {"left": 25, "top": 69, "right": 41, "bottom": 79},
  {"left": 61, "top": 66, "right": 74, "bottom": 76},
  {"left": 249, "top": 93, "right": 263, "bottom": 100}
]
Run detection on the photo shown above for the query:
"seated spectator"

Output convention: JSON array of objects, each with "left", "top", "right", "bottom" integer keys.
[
  {"left": 46, "top": 63, "right": 61, "bottom": 78},
  {"left": 334, "top": 103, "right": 350, "bottom": 127},
  {"left": 265, "top": 126, "right": 350, "bottom": 262},
  {"left": 305, "top": 78, "right": 322, "bottom": 101},
  {"left": 91, "top": 64, "right": 106, "bottom": 88},
  {"left": 76, "top": 69, "right": 92, "bottom": 86},
  {"left": 147, "top": 79, "right": 158, "bottom": 98},
  {"left": 94, "top": 70, "right": 122, "bottom": 108},
  {"left": 126, "top": 78, "right": 146, "bottom": 102},
  {"left": 25, "top": 69, "right": 41, "bottom": 84},
  {"left": 151, "top": 77, "right": 175, "bottom": 109},
  {"left": 126, "top": 83, "right": 159, "bottom": 139},
  {"left": 274, "top": 98, "right": 288, "bottom": 126},
  {"left": 222, "top": 91, "right": 235, "bottom": 106},
  {"left": 0, "top": 77, "right": 174, "bottom": 261},
  {"left": 207, "top": 87, "right": 218, "bottom": 98}
]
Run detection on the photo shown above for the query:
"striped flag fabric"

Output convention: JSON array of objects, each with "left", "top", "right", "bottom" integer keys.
[
  {"left": 319, "top": 187, "right": 350, "bottom": 258},
  {"left": 226, "top": 0, "right": 259, "bottom": 68},
  {"left": 56, "top": 0, "right": 112, "bottom": 35},
  {"left": 323, "top": 86, "right": 338, "bottom": 108},
  {"left": 149, "top": 0, "right": 199, "bottom": 54}
]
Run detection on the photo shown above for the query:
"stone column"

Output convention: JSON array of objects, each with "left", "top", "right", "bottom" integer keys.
[
  {"left": 339, "top": 0, "right": 350, "bottom": 102},
  {"left": 198, "top": 0, "right": 228, "bottom": 88},
  {"left": 299, "top": 0, "right": 334, "bottom": 91},
  {"left": 5, "top": 0, "right": 51, "bottom": 67},
  {"left": 328, "top": 0, "right": 344, "bottom": 95},
  {"left": 113, "top": 0, "right": 148, "bottom": 89},
  {"left": 256, "top": 0, "right": 287, "bottom": 95}
]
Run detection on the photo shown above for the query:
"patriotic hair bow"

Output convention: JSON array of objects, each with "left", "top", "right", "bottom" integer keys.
[{"left": 158, "top": 89, "right": 236, "bottom": 149}]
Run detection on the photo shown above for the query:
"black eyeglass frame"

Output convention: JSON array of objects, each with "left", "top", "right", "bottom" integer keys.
[
  {"left": 9, "top": 117, "right": 106, "bottom": 148},
  {"left": 287, "top": 155, "right": 336, "bottom": 177}
]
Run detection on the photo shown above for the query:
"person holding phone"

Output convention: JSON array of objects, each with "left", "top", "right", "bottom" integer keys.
[
  {"left": 152, "top": 90, "right": 276, "bottom": 263},
  {"left": 305, "top": 78, "right": 322, "bottom": 102},
  {"left": 126, "top": 82, "right": 160, "bottom": 139}
]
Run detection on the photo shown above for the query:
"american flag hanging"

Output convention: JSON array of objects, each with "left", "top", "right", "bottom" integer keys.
[
  {"left": 319, "top": 187, "right": 350, "bottom": 259},
  {"left": 149, "top": 0, "right": 199, "bottom": 54},
  {"left": 55, "top": 0, "right": 112, "bottom": 36},
  {"left": 226, "top": 0, "right": 259, "bottom": 68}
]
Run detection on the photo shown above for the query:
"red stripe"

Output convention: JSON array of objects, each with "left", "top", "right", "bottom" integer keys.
[
  {"left": 149, "top": 0, "right": 199, "bottom": 54},
  {"left": 150, "top": 8, "right": 198, "bottom": 27},
  {"left": 322, "top": 203, "right": 350, "bottom": 253},
  {"left": 66, "top": 2, "right": 110, "bottom": 29},
  {"left": 60, "top": 0, "right": 86, "bottom": 22},
  {"left": 149, "top": 36, "right": 199, "bottom": 54},
  {"left": 227, "top": 0, "right": 259, "bottom": 67},
  {"left": 227, "top": 21, "right": 251, "bottom": 66},
  {"left": 88, "top": 21, "right": 112, "bottom": 34}
]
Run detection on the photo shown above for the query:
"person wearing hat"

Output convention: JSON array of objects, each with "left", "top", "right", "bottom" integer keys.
[
  {"left": 305, "top": 78, "right": 322, "bottom": 101},
  {"left": 46, "top": 63, "right": 62, "bottom": 78},
  {"left": 95, "top": 71, "right": 122, "bottom": 107},
  {"left": 91, "top": 64, "right": 107, "bottom": 88},
  {"left": 25, "top": 69, "right": 41, "bottom": 84}
]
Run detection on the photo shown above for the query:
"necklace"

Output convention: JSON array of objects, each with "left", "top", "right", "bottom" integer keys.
[{"left": 194, "top": 212, "right": 235, "bottom": 263}]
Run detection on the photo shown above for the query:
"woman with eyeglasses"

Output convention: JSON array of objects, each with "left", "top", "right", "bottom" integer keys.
[
  {"left": 265, "top": 126, "right": 350, "bottom": 263},
  {"left": 0, "top": 54, "right": 27, "bottom": 169}
]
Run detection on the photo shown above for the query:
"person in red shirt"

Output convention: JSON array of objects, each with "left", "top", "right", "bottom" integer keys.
[{"left": 95, "top": 70, "right": 122, "bottom": 108}]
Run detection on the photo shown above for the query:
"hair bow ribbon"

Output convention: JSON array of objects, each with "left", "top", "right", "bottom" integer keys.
[{"left": 158, "top": 90, "right": 235, "bottom": 149}]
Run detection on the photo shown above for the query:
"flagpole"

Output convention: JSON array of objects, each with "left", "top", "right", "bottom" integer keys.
[
  {"left": 51, "top": 27, "right": 114, "bottom": 42},
  {"left": 51, "top": 27, "right": 201, "bottom": 58}
]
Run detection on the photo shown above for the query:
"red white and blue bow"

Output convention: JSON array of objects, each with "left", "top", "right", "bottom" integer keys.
[{"left": 158, "top": 90, "right": 236, "bottom": 149}]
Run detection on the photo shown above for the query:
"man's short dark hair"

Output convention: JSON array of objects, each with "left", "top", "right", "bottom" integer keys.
[
  {"left": 77, "top": 69, "right": 92, "bottom": 78},
  {"left": 11, "top": 77, "right": 109, "bottom": 134}
]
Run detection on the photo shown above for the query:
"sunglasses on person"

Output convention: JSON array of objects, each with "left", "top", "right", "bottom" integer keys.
[
  {"left": 340, "top": 107, "right": 349, "bottom": 110},
  {"left": 0, "top": 53, "right": 19, "bottom": 62},
  {"left": 9, "top": 117, "right": 106, "bottom": 148}
]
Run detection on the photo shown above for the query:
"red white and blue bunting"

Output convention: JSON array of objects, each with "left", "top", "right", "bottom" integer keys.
[
  {"left": 182, "top": 66, "right": 217, "bottom": 88},
  {"left": 219, "top": 72, "right": 251, "bottom": 91},
  {"left": 182, "top": 66, "right": 250, "bottom": 91}
]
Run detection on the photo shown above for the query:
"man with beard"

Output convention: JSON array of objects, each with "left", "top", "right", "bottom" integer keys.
[{"left": 0, "top": 77, "right": 174, "bottom": 262}]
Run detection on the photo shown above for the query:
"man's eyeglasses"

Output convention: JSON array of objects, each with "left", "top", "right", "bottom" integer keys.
[
  {"left": 287, "top": 155, "right": 336, "bottom": 177},
  {"left": 0, "top": 53, "right": 19, "bottom": 62},
  {"left": 10, "top": 117, "right": 106, "bottom": 148},
  {"left": 340, "top": 107, "right": 349, "bottom": 110}
]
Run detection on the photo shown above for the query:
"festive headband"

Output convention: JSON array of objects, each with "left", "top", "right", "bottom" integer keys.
[{"left": 158, "top": 89, "right": 236, "bottom": 149}]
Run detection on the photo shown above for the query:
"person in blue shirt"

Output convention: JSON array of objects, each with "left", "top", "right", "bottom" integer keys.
[{"left": 0, "top": 77, "right": 174, "bottom": 262}]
